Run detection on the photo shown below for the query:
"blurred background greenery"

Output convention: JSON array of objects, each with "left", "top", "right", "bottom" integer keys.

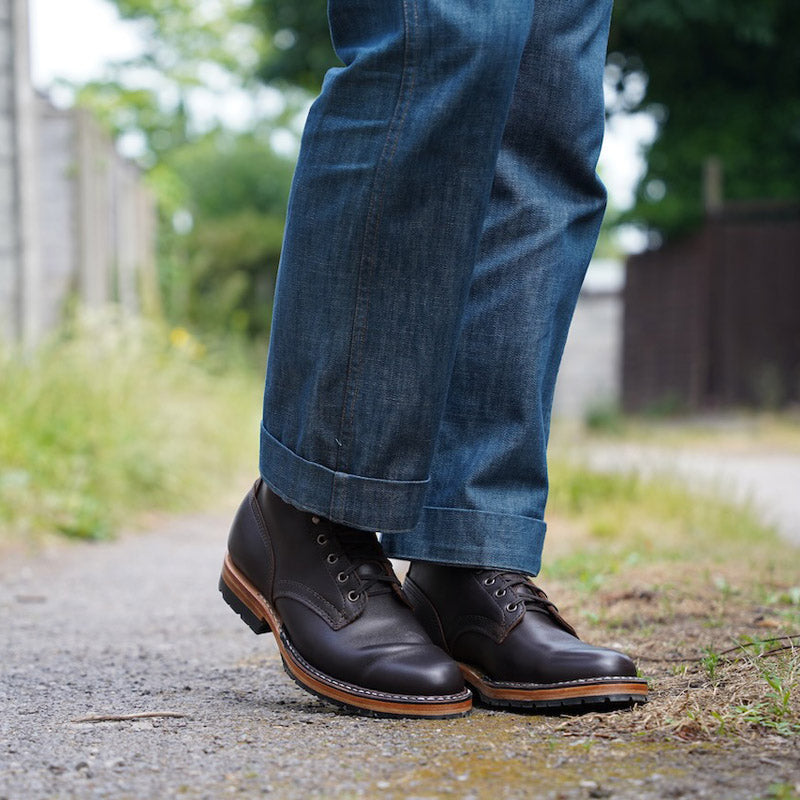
[
  {"left": 72, "top": 0, "right": 800, "bottom": 334},
  {"left": 3, "top": 0, "right": 799, "bottom": 541}
]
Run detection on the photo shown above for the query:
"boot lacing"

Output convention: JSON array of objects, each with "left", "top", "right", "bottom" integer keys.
[
  {"left": 480, "top": 570, "right": 558, "bottom": 615},
  {"left": 312, "top": 517, "right": 399, "bottom": 600}
]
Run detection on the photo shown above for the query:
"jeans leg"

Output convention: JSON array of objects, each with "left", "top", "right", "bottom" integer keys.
[
  {"left": 382, "top": 0, "right": 614, "bottom": 573},
  {"left": 260, "top": 0, "right": 536, "bottom": 532}
]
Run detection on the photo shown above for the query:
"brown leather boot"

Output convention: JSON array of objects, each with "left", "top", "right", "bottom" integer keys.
[
  {"left": 219, "top": 480, "right": 471, "bottom": 718},
  {"left": 404, "top": 562, "right": 648, "bottom": 710}
]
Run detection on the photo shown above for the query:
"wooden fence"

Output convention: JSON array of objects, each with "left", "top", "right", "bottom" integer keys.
[{"left": 622, "top": 204, "right": 800, "bottom": 411}]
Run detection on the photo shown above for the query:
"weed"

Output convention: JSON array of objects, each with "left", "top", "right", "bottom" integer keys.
[
  {"left": 766, "top": 587, "right": 800, "bottom": 607},
  {"left": 710, "top": 637, "right": 800, "bottom": 736},
  {"left": 701, "top": 647, "right": 722, "bottom": 683},
  {"left": 712, "top": 574, "right": 736, "bottom": 599},
  {"left": 709, "top": 709, "right": 727, "bottom": 736},
  {"left": 764, "top": 783, "right": 800, "bottom": 800},
  {"left": 584, "top": 402, "right": 625, "bottom": 435}
]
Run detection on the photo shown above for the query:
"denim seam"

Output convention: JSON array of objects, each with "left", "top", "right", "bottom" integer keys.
[{"left": 331, "top": 0, "right": 419, "bottom": 516}]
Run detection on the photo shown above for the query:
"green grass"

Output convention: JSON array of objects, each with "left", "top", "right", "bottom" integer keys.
[
  {"left": 572, "top": 407, "right": 800, "bottom": 453},
  {"left": 0, "top": 309, "right": 261, "bottom": 541},
  {"left": 545, "top": 458, "right": 779, "bottom": 580},
  {"left": 541, "top": 454, "right": 800, "bottom": 742}
]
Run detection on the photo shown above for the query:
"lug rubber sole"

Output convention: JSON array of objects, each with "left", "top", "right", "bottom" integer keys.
[
  {"left": 219, "top": 553, "right": 472, "bottom": 719},
  {"left": 459, "top": 662, "right": 648, "bottom": 710}
]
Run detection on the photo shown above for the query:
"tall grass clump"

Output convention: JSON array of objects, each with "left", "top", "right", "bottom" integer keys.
[{"left": 0, "top": 309, "right": 261, "bottom": 541}]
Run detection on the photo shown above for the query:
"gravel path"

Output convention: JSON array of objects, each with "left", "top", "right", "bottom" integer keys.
[
  {"left": 2, "top": 507, "right": 799, "bottom": 799},
  {"left": 580, "top": 444, "right": 800, "bottom": 545}
]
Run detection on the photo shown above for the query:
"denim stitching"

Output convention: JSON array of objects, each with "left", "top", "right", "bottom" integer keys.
[{"left": 331, "top": 0, "right": 419, "bottom": 520}]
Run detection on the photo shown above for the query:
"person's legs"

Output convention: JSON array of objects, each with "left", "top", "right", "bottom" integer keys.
[
  {"left": 223, "top": 0, "right": 548, "bottom": 717},
  {"left": 260, "top": 0, "right": 536, "bottom": 534},
  {"left": 382, "top": 0, "right": 614, "bottom": 575},
  {"left": 392, "top": 0, "right": 649, "bottom": 709}
]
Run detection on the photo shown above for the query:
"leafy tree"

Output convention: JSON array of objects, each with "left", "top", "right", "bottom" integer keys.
[
  {"left": 73, "top": 81, "right": 191, "bottom": 162},
  {"left": 158, "top": 131, "right": 294, "bottom": 336},
  {"left": 73, "top": 0, "right": 270, "bottom": 162},
  {"left": 608, "top": 0, "right": 800, "bottom": 236},
  {"left": 251, "top": 0, "right": 337, "bottom": 93},
  {"left": 67, "top": 0, "right": 299, "bottom": 336}
]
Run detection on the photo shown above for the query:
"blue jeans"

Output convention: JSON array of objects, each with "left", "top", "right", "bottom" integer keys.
[{"left": 259, "top": 0, "right": 613, "bottom": 576}]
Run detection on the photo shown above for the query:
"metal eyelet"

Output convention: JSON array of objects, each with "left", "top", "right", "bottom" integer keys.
[
  {"left": 326, "top": 553, "right": 339, "bottom": 564},
  {"left": 347, "top": 590, "right": 360, "bottom": 602},
  {"left": 483, "top": 577, "right": 496, "bottom": 586},
  {"left": 494, "top": 588, "right": 506, "bottom": 598},
  {"left": 311, "top": 516, "right": 320, "bottom": 525},
  {"left": 506, "top": 602, "right": 518, "bottom": 613},
  {"left": 316, "top": 534, "right": 328, "bottom": 546},
  {"left": 337, "top": 572, "right": 348, "bottom": 583}
]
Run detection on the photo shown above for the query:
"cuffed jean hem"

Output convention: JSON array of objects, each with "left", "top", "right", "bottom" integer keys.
[
  {"left": 259, "top": 422, "right": 430, "bottom": 533},
  {"left": 381, "top": 506, "right": 547, "bottom": 577}
]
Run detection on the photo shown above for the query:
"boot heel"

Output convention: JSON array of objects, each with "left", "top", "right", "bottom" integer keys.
[
  {"left": 219, "top": 574, "right": 271, "bottom": 635},
  {"left": 404, "top": 577, "right": 449, "bottom": 650}
]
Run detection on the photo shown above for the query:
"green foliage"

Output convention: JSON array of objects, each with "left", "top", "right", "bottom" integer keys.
[
  {"left": 583, "top": 401, "right": 626, "bottom": 435},
  {"left": 183, "top": 209, "right": 285, "bottom": 335},
  {"left": 0, "top": 311, "right": 260, "bottom": 540},
  {"left": 169, "top": 132, "right": 293, "bottom": 218},
  {"left": 546, "top": 459, "right": 778, "bottom": 571},
  {"left": 609, "top": 0, "right": 800, "bottom": 236},
  {"left": 765, "top": 785, "right": 800, "bottom": 800},
  {"left": 701, "top": 646, "right": 722, "bottom": 683},
  {"left": 73, "top": 82, "right": 191, "bottom": 162},
  {"left": 251, "top": 0, "right": 338, "bottom": 93},
  {"left": 105, "top": 0, "right": 266, "bottom": 86},
  {"left": 726, "top": 642, "right": 800, "bottom": 737},
  {"left": 249, "top": 0, "right": 800, "bottom": 239},
  {"left": 69, "top": 0, "right": 301, "bottom": 338},
  {"left": 156, "top": 131, "right": 295, "bottom": 336},
  {"left": 73, "top": 0, "right": 268, "bottom": 164}
]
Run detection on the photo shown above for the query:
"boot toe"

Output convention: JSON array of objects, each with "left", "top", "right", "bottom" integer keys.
[
  {"left": 362, "top": 644, "right": 465, "bottom": 697},
  {"left": 594, "top": 647, "right": 638, "bottom": 678},
  {"left": 554, "top": 645, "right": 638, "bottom": 682}
]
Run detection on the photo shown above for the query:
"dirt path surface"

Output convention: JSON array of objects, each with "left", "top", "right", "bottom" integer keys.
[
  {"left": 580, "top": 444, "right": 800, "bottom": 545},
  {"left": 2, "top": 510, "right": 799, "bottom": 799}
]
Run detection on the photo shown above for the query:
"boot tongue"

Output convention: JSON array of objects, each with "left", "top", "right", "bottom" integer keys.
[{"left": 355, "top": 562, "right": 393, "bottom": 595}]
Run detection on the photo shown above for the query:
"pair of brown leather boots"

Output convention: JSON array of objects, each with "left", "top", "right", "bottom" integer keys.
[{"left": 219, "top": 479, "right": 647, "bottom": 717}]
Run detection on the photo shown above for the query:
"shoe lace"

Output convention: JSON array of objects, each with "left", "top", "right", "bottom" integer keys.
[
  {"left": 479, "top": 570, "right": 558, "bottom": 615},
  {"left": 327, "top": 525, "right": 400, "bottom": 598}
]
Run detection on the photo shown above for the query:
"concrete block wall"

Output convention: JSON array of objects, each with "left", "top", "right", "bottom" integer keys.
[
  {"left": 1, "top": 0, "right": 22, "bottom": 341},
  {"left": 552, "top": 288, "right": 622, "bottom": 420},
  {"left": 1, "top": 0, "right": 156, "bottom": 347}
]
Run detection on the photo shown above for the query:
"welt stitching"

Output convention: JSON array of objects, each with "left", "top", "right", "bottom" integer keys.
[{"left": 331, "top": 0, "right": 419, "bottom": 513}]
